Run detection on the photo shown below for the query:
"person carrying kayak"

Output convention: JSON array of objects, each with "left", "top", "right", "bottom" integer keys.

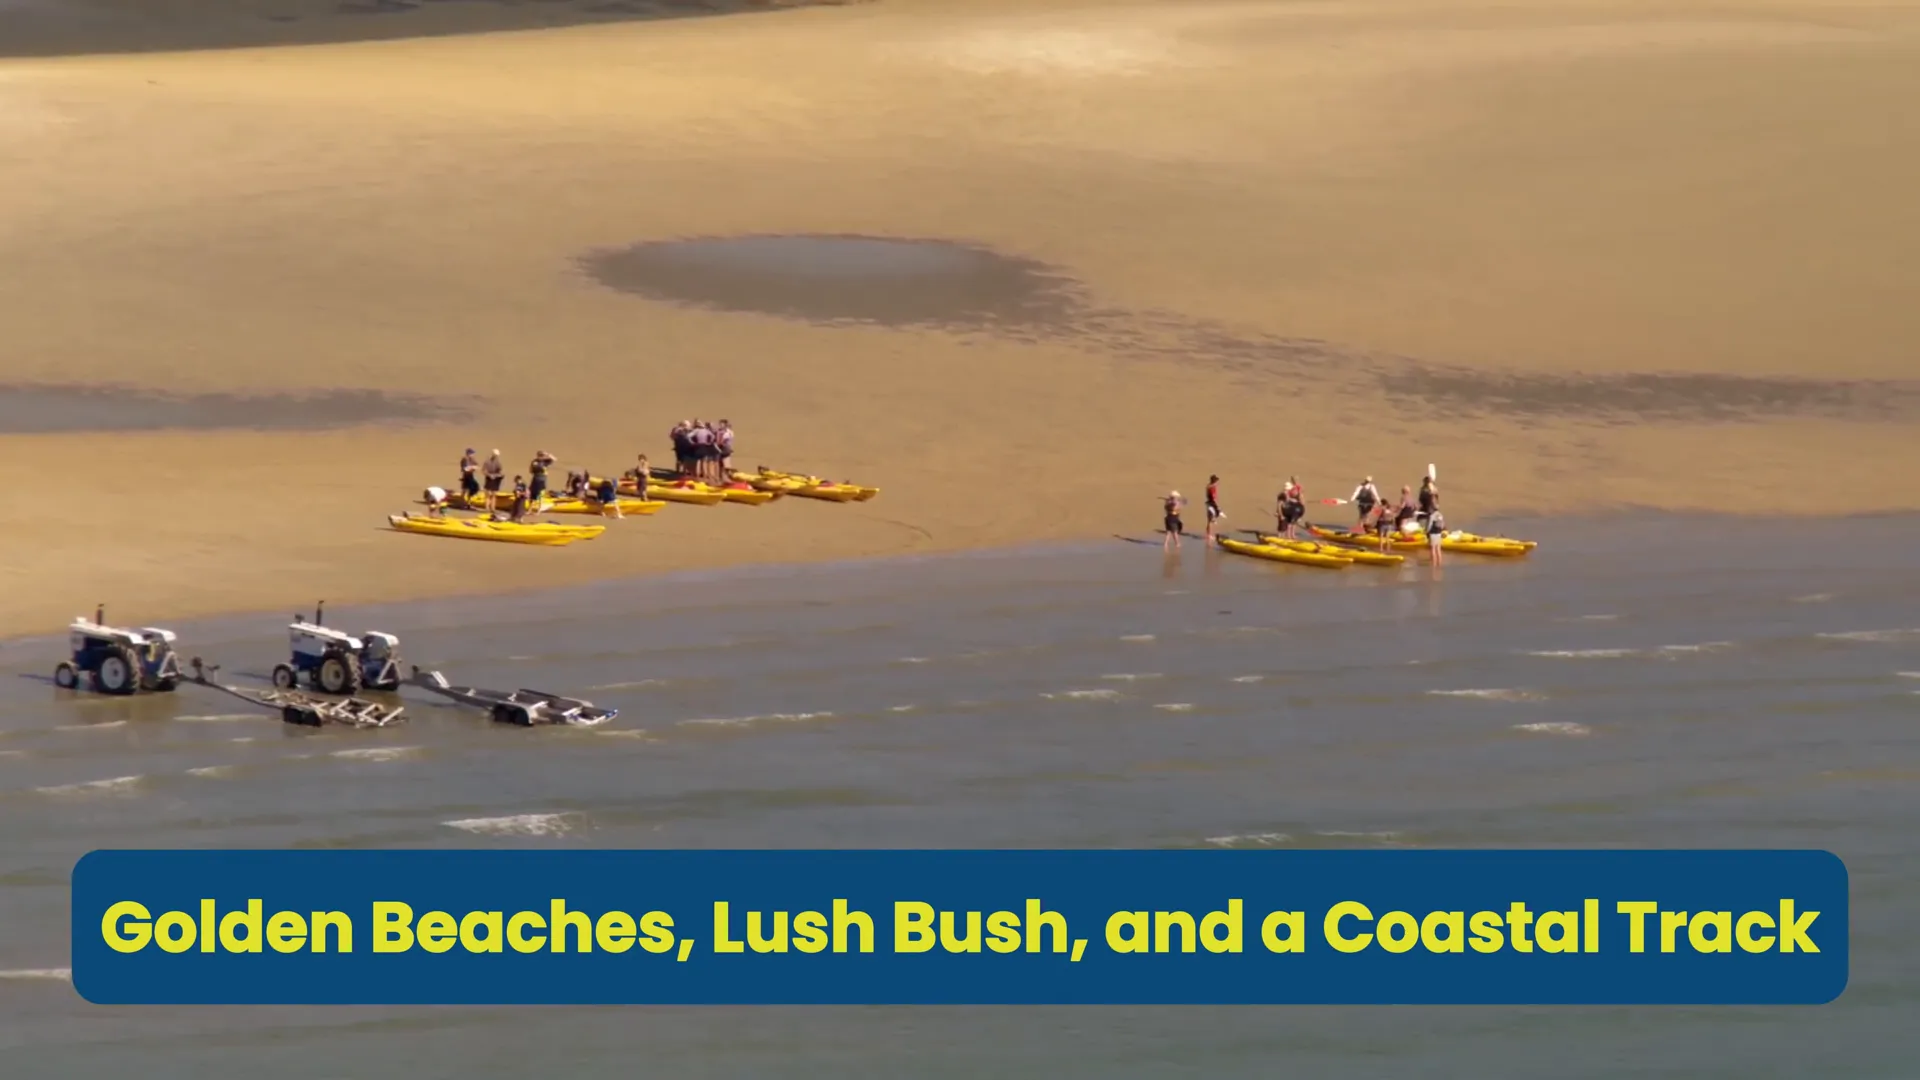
[
  {"left": 459, "top": 449, "right": 481, "bottom": 502},
  {"left": 482, "top": 450, "right": 505, "bottom": 508},
  {"left": 1162, "top": 490, "right": 1187, "bottom": 551},
  {"left": 1425, "top": 508, "right": 1447, "bottom": 566},
  {"left": 1204, "top": 475, "right": 1223, "bottom": 539},
  {"left": 1352, "top": 476, "right": 1380, "bottom": 526}
]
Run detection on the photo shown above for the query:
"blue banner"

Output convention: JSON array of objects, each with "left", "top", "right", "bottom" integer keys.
[{"left": 71, "top": 849, "right": 1847, "bottom": 1005}]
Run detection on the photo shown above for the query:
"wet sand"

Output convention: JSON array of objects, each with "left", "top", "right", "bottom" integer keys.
[
  {"left": 4, "top": 513, "right": 1918, "bottom": 1076},
  {"left": 2, "top": 0, "right": 1917, "bottom": 635}
]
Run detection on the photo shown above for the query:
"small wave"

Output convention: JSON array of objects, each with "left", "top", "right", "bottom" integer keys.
[
  {"left": 1205, "top": 832, "right": 1291, "bottom": 848},
  {"left": 506, "top": 655, "right": 536, "bottom": 662},
  {"left": 588, "top": 680, "right": 663, "bottom": 691},
  {"left": 894, "top": 657, "right": 930, "bottom": 664},
  {"left": 1230, "top": 675, "right": 1264, "bottom": 684},
  {"left": 1577, "top": 614, "right": 1620, "bottom": 621},
  {"left": 1102, "top": 673, "right": 1162, "bottom": 682},
  {"left": 591, "top": 730, "right": 658, "bottom": 740},
  {"left": 888, "top": 704, "right": 918, "bottom": 713},
  {"left": 1316, "top": 830, "right": 1403, "bottom": 840},
  {"left": 1514, "top": 721, "right": 1592, "bottom": 737},
  {"left": 679, "top": 712, "right": 835, "bottom": 728},
  {"left": 1427, "top": 688, "right": 1546, "bottom": 703},
  {"left": 1041, "top": 689, "right": 1120, "bottom": 702},
  {"left": 1154, "top": 703, "right": 1195, "bottom": 712},
  {"left": 0, "top": 749, "right": 25, "bottom": 758},
  {"left": 54, "top": 720, "right": 127, "bottom": 731},
  {"left": 1658, "top": 641, "right": 1736, "bottom": 654},
  {"left": 35, "top": 775, "right": 142, "bottom": 796},
  {"left": 443, "top": 813, "right": 577, "bottom": 837},
  {"left": 329, "top": 746, "right": 422, "bottom": 762},
  {"left": 229, "top": 736, "right": 256, "bottom": 743},
  {"left": 0, "top": 968, "right": 71, "bottom": 981},
  {"left": 1792, "top": 593, "right": 1833, "bottom": 603},
  {"left": 185, "top": 765, "right": 235, "bottom": 778},
  {"left": 1119, "top": 634, "right": 1155, "bottom": 643},
  {"left": 174, "top": 714, "right": 258, "bottom": 723},
  {"left": 1818, "top": 628, "right": 1920, "bottom": 644},
  {"left": 1528, "top": 648, "right": 1643, "bottom": 660},
  {"left": 1898, "top": 672, "right": 1920, "bottom": 680}
]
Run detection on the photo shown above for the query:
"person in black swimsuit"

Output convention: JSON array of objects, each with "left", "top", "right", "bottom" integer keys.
[
  {"left": 459, "top": 449, "right": 481, "bottom": 501},
  {"left": 1162, "top": 491, "right": 1187, "bottom": 551},
  {"left": 1418, "top": 475, "right": 1438, "bottom": 518}
]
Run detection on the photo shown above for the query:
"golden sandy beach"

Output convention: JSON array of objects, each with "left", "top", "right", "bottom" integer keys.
[{"left": 2, "top": 0, "right": 1917, "bottom": 635}]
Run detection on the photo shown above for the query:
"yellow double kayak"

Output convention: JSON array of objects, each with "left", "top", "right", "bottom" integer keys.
[
  {"left": 739, "top": 468, "right": 878, "bottom": 502},
  {"left": 1257, "top": 534, "right": 1405, "bottom": 566},
  {"left": 605, "top": 477, "right": 726, "bottom": 507},
  {"left": 1309, "top": 525, "right": 1535, "bottom": 557},
  {"left": 389, "top": 514, "right": 593, "bottom": 546},
  {"left": 1216, "top": 536, "right": 1352, "bottom": 569},
  {"left": 441, "top": 492, "right": 662, "bottom": 517}
]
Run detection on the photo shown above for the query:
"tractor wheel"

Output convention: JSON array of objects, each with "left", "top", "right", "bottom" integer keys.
[
  {"left": 93, "top": 645, "right": 139, "bottom": 696},
  {"left": 53, "top": 662, "right": 78, "bottom": 690},
  {"left": 271, "top": 664, "right": 298, "bottom": 690},
  {"left": 316, "top": 651, "right": 362, "bottom": 696}
]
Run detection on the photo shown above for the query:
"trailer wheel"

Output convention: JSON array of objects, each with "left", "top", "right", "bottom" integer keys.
[
  {"left": 94, "top": 645, "right": 139, "bottom": 695},
  {"left": 317, "top": 651, "right": 362, "bottom": 696},
  {"left": 491, "top": 703, "right": 531, "bottom": 726},
  {"left": 281, "top": 705, "right": 322, "bottom": 727},
  {"left": 271, "top": 664, "right": 298, "bottom": 690},
  {"left": 53, "top": 662, "right": 78, "bottom": 690}
]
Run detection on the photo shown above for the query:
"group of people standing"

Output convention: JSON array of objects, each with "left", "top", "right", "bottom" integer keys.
[
  {"left": 670, "top": 419, "right": 734, "bottom": 483},
  {"left": 428, "top": 447, "right": 621, "bottom": 522},
  {"left": 1159, "top": 472, "right": 1447, "bottom": 561}
]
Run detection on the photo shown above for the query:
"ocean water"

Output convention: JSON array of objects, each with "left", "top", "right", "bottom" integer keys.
[{"left": 1, "top": 514, "right": 1916, "bottom": 1078}]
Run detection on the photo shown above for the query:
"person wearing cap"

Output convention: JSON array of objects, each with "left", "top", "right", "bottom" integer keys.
[
  {"left": 1162, "top": 490, "right": 1187, "bottom": 551},
  {"left": 459, "top": 448, "right": 481, "bottom": 503},
  {"left": 482, "top": 450, "right": 505, "bottom": 509},
  {"left": 1351, "top": 476, "right": 1380, "bottom": 526}
]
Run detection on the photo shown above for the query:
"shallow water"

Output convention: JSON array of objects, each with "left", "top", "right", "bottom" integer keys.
[
  {"left": 0, "top": 384, "right": 472, "bottom": 434},
  {"left": 2, "top": 513, "right": 1917, "bottom": 1078}
]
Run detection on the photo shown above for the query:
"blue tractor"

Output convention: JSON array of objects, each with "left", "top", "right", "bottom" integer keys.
[{"left": 53, "top": 605, "right": 185, "bottom": 695}]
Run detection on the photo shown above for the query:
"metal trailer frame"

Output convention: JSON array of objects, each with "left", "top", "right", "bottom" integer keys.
[
  {"left": 406, "top": 666, "right": 617, "bottom": 727},
  {"left": 184, "top": 659, "right": 406, "bottom": 728}
]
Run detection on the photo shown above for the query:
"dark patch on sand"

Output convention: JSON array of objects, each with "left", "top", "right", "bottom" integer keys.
[
  {"left": 0, "top": 0, "right": 872, "bottom": 59},
  {"left": 579, "top": 235, "right": 1086, "bottom": 330},
  {"left": 581, "top": 232, "right": 1917, "bottom": 427},
  {"left": 1377, "top": 367, "right": 1920, "bottom": 424},
  {"left": 0, "top": 385, "right": 475, "bottom": 435}
]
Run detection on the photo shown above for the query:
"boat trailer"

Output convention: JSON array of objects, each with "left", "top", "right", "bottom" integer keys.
[
  {"left": 184, "top": 659, "right": 407, "bottom": 728},
  {"left": 407, "top": 666, "right": 616, "bottom": 727}
]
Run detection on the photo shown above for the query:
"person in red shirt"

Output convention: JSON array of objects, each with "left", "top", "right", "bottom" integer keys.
[{"left": 1204, "top": 475, "right": 1222, "bottom": 539}]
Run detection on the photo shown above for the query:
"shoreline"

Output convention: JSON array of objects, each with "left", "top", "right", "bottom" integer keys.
[{"left": 6, "top": 507, "right": 1913, "bottom": 652}]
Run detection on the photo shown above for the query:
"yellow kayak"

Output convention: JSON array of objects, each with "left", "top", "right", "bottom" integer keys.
[
  {"left": 1309, "top": 525, "right": 1534, "bottom": 557},
  {"left": 1216, "top": 536, "right": 1352, "bottom": 569},
  {"left": 743, "top": 468, "right": 878, "bottom": 502},
  {"left": 399, "top": 513, "right": 605, "bottom": 539},
  {"left": 539, "top": 495, "right": 665, "bottom": 516},
  {"left": 614, "top": 475, "right": 776, "bottom": 506},
  {"left": 1257, "top": 535, "right": 1404, "bottom": 566},
  {"left": 389, "top": 514, "right": 577, "bottom": 546}
]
